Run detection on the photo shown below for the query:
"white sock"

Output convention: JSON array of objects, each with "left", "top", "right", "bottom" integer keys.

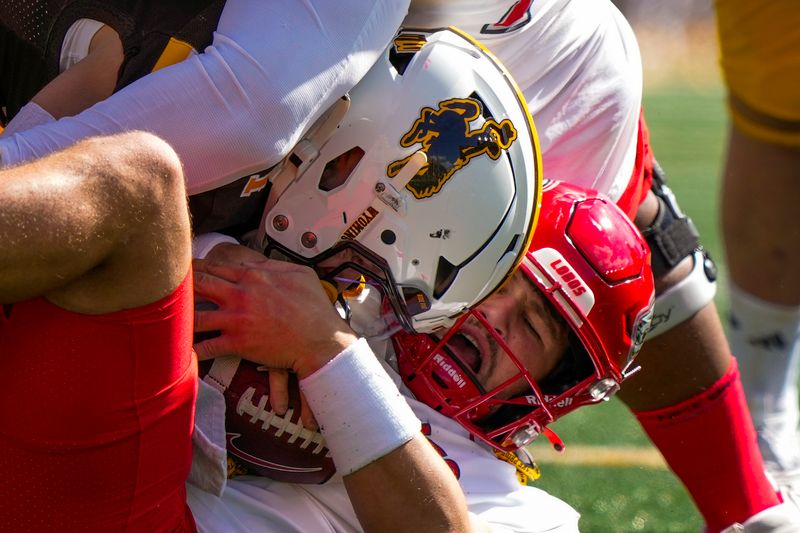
[{"left": 728, "top": 284, "right": 800, "bottom": 470}]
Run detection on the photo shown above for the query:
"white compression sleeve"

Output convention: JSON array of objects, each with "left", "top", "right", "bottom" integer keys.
[
  {"left": 0, "top": 0, "right": 409, "bottom": 194},
  {"left": 1, "top": 102, "right": 55, "bottom": 137}
]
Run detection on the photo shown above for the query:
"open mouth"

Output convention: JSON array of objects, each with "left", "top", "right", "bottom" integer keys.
[{"left": 445, "top": 332, "right": 483, "bottom": 375}]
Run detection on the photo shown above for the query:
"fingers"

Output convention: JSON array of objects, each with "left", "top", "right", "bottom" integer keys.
[
  {"left": 194, "top": 307, "right": 235, "bottom": 333},
  {"left": 268, "top": 369, "right": 290, "bottom": 416},
  {"left": 205, "top": 242, "right": 269, "bottom": 264},
  {"left": 192, "top": 256, "right": 336, "bottom": 372},
  {"left": 193, "top": 257, "right": 260, "bottom": 280},
  {"left": 194, "top": 335, "right": 236, "bottom": 361},
  {"left": 268, "top": 369, "right": 319, "bottom": 430},
  {"left": 243, "top": 258, "right": 313, "bottom": 274},
  {"left": 299, "top": 390, "right": 319, "bottom": 431},
  {"left": 194, "top": 257, "right": 318, "bottom": 296},
  {"left": 192, "top": 261, "right": 240, "bottom": 301},
  {"left": 197, "top": 252, "right": 313, "bottom": 277}
]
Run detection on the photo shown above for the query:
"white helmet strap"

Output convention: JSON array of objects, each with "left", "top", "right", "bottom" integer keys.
[{"left": 254, "top": 96, "right": 352, "bottom": 250}]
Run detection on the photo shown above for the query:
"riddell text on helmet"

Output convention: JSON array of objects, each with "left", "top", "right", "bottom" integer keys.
[{"left": 433, "top": 353, "right": 467, "bottom": 388}]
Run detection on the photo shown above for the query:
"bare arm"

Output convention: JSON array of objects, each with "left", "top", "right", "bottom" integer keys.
[
  {"left": 345, "top": 435, "right": 486, "bottom": 532},
  {"left": 192, "top": 255, "right": 480, "bottom": 531},
  {"left": 0, "top": 131, "right": 191, "bottom": 312},
  {"left": 31, "top": 24, "right": 123, "bottom": 120}
]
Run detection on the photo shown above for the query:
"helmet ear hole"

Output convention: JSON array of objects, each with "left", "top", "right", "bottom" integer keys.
[{"left": 318, "top": 147, "right": 364, "bottom": 192}]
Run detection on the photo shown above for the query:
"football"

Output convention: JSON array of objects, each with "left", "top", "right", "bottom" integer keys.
[{"left": 198, "top": 356, "right": 336, "bottom": 484}]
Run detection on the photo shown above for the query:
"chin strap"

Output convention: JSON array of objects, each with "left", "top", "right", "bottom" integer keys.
[
  {"left": 494, "top": 447, "right": 541, "bottom": 485},
  {"left": 493, "top": 426, "right": 565, "bottom": 485}
]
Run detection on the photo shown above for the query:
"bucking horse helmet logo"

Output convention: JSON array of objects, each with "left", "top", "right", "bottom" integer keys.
[{"left": 387, "top": 97, "right": 518, "bottom": 199}]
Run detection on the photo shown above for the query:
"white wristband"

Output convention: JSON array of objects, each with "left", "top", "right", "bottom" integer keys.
[
  {"left": 299, "top": 338, "right": 421, "bottom": 475},
  {"left": 192, "top": 232, "right": 240, "bottom": 259}
]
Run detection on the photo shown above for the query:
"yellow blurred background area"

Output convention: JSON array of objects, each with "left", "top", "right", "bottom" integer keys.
[{"left": 615, "top": 0, "right": 722, "bottom": 91}]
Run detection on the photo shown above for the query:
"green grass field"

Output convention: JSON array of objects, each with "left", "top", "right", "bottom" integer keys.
[{"left": 526, "top": 86, "right": 729, "bottom": 532}]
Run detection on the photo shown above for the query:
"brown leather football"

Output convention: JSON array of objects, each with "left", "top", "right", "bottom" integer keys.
[{"left": 199, "top": 356, "right": 336, "bottom": 484}]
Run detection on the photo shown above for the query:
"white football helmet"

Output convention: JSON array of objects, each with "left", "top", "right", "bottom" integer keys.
[{"left": 254, "top": 27, "right": 542, "bottom": 333}]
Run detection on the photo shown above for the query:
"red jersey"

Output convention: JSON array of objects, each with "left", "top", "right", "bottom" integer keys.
[
  {"left": 0, "top": 273, "right": 197, "bottom": 532},
  {"left": 616, "top": 109, "right": 655, "bottom": 220}
]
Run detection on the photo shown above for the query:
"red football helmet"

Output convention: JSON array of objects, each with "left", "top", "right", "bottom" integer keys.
[{"left": 394, "top": 180, "right": 655, "bottom": 451}]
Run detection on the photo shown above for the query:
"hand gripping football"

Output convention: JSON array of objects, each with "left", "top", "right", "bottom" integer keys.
[{"left": 198, "top": 356, "right": 336, "bottom": 484}]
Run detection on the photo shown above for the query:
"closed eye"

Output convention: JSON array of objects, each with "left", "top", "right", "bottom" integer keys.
[{"left": 524, "top": 316, "right": 542, "bottom": 342}]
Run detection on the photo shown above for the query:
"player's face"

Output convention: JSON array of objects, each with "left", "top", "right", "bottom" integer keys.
[{"left": 443, "top": 271, "right": 569, "bottom": 399}]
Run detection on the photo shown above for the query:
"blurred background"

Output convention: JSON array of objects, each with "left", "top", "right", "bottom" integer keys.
[{"left": 528, "top": 1, "right": 728, "bottom": 531}]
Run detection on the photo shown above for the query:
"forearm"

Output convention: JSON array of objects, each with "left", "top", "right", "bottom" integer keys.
[
  {"left": 31, "top": 24, "right": 122, "bottom": 120},
  {"left": 191, "top": 252, "right": 478, "bottom": 529},
  {"left": 299, "top": 339, "right": 477, "bottom": 532},
  {"left": 344, "top": 435, "right": 481, "bottom": 532}
]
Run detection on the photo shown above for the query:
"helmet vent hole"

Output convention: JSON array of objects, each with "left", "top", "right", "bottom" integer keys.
[
  {"left": 381, "top": 230, "right": 397, "bottom": 245},
  {"left": 432, "top": 372, "right": 449, "bottom": 389},
  {"left": 389, "top": 44, "right": 417, "bottom": 76},
  {"left": 503, "top": 234, "right": 520, "bottom": 256},
  {"left": 433, "top": 256, "right": 459, "bottom": 299},
  {"left": 469, "top": 92, "right": 493, "bottom": 120},
  {"left": 318, "top": 147, "right": 365, "bottom": 192}
]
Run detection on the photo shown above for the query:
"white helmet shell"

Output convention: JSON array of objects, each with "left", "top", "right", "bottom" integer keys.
[{"left": 260, "top": 27, "right": 542, "bottom": 333}]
